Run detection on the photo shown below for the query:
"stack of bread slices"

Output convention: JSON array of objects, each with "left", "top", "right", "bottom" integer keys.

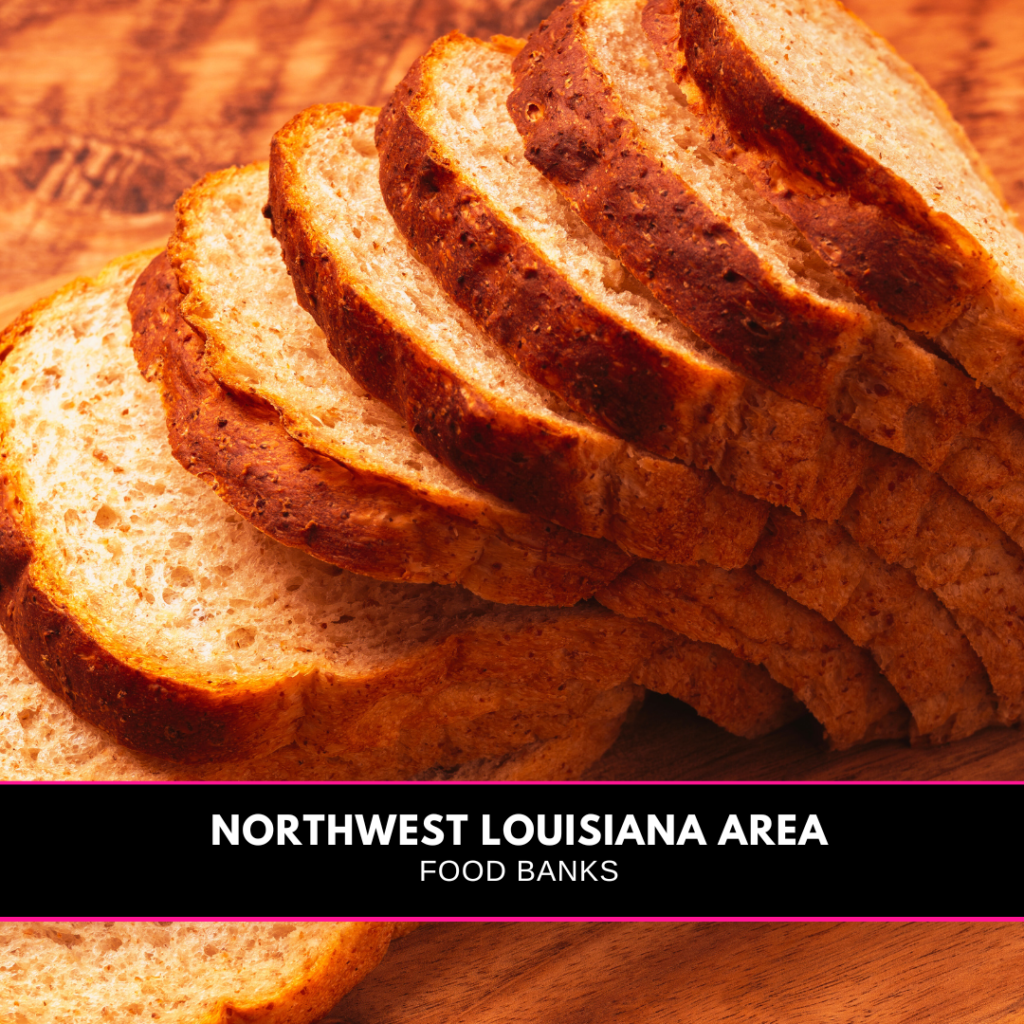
[{"left": 3, "top": 0, "right": 1022, "bottom": 779}]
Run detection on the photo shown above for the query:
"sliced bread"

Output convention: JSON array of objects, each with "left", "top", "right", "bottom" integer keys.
[
  {"left": 599, "top": 561, "right": 908, "bottom": 750},
  {"left": 263, "top": 102, "right": 918, "bottom": 747},
  {"left": 0, "top": 626, "right": 648, "bottom": 780},
  {"left": 135, "top": 240, "right": 632, "bottom": 609},
  {"left": 376, "top": 41, "right": 873, "bottom": 522},
  {"left": 266, "top": 103, "right": 770, "bottom": 568},
  {"left": 653, "top": 0, "right": 1024, "bottom": 423},
  {"left": 373, "top": 30, "right": 1017, "bottom": 731},
  {"left": 0, "top": 251, "right": 672, "bottom": 767},
  {"left": 752, "top": 509, "right": 995, "bottom": 743},
  {"left": 506, "top": 0, "right": 1024, "bottom": 547},
  {"left": 0, "top": 921, "right": 393, "bottom": 1024}
]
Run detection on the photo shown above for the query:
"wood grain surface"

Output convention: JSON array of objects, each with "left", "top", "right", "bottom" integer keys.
[
  {"left": 3, "top": 0, "right": 1024, "bottom": 779},
  {"left": 323, "top": 922, "right": 1024, "bottom": 1023}
]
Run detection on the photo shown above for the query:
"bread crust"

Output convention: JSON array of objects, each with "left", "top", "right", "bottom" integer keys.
[
  {"left": 267, "top": 103, "right": 769, "bottom": 566},
  {"left": 377, "top": 33, "right": 885, "bottom": 524},
  {"left": 656, "top": 0, "right": 993, "bottom": 336},
  {"left": 752, "top": 508, "right": 995, "bottom": 742},
  {"left": 599, "top": 558, "right": 909, "bottom": 750},
  {"left": 509, "top": 2, "right": 866, "bottom": 398},
  {"left": 506, "top": 0, "right": 1024, "bottom": 550},
  {"left": 200, "top": 922, "right": 393, "bottom": 1024},
  {"left": 131, "top": 251, "right": 634, "bottom": 607},
  {"left": 0, "top": 252, "right": 675, "bottom": 766},
  {"left": 634, "top": 637, "right": 805, "bottom": 739}
]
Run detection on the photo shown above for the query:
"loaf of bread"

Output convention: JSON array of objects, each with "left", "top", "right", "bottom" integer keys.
[
  {"left": 3, "top": 0, "right": 1021, "bottom": 773},
  {"left": 655, "top": 0, "right": 1024, "bottom": 426}
]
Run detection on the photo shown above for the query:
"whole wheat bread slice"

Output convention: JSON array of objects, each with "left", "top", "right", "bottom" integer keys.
[
  {"left": 506, "top": 0, "right": 1024, "bottom": 548},
  {"left": 136, "top": 237, "right": 632, "bottom": 609},
  {"left": 0, "top": 251, "right": 676, "bottom": 767},
  {"left": 373, "top": 31, "right": 1006, "bottom": 735},
  {"left": 266, "top": 103, "right": 769, "bottom": 568},
  {"left": 0, "top": 921, "right": 393, "bottom": 1024},
  {"left": 650, "top": 0, "right": 1024, "bottom": 424}
]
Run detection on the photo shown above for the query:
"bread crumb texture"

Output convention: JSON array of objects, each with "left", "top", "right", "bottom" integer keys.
[{"left": 0, "top": 921, "right": 366, "bottom": 1023}]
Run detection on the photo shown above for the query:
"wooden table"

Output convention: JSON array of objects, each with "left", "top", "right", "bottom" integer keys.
[
  {"left": 324, "top": 922, "right": 1024, "bottom": 1023},
  {"left": 3, "top": 0, "right": 1024, "bottom": 779}
]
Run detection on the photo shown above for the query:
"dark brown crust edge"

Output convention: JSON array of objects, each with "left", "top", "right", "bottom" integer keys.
[
  {"left": 0, "top": 463, "right": 265, "bottom": 764},
  {"left": 130, "top": 252, "right": 633, "bottom": 607},
  {"left": 379, "top": 33, "right": 718, "bottom": 456},
  {"left": 507, "top": 0, "right": 861, "bottom": 402},
  {"left": 661, "top": 0, "right": 994, "bottom": 335},
  {"left": 267, "top": 102, "right": 769, "bottom": 566}
]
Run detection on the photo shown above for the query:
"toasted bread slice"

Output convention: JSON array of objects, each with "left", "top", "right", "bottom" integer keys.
[
  {"left": 266, "top": 103, "right": 769, "bottom": 568},
  {"left": 507, "top": 0, "right": 1024, "bottom": 547},
  {"left": 135, "top": 239, "right": 631, "bottom": 609},
  {"left": 0, "top": 251, "right": 676, "bottom": 766},
  {"left": 0, "top": 921, "right": 393, "bottom": 1024},
  {"left": 375, "top": 31, "right": 1010, "bottom": 733},
  {"left": 599, "top": 561, "right": 908, "bottom": 750},
  {"left": 653, "top": 0, "right": 1024, "bottom": 423}
]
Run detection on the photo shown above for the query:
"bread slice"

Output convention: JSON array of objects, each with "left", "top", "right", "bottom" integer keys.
[
  {"left": 377, "top": 41, "right": 873, "bottom": 523},
  {"left": 264, "top": 101, "right": 919, "bottom": 747},
  {"left": 135, "top": 241, "right": 632, "bottom": 609},
  {"left": 0, "top": 625, "right": 652, "bottom": 780},
  {"left": 506, "top": 0, "right": 1024, "bottom": 548},
  {"left": 752, "top": 509, "right": 995, "bottom": 743},
  {"left": 373, "top": 31, "right": 1016, "bottom": 731},
  {"left": 0, "top": 620, "right": 808, "bottom": 777},
  {"left": 599, "top": 560, "right": 908, "bottom": 750},
  {"left": 266, "top": 103, "right": 770, "bottom": 568},
  {"left": 0, "top": 251, "right": 677, "bottom": 767},
  {"left": 651, "top": 0, "right": 1024, "bottom": 423},
  {"left": 0, "top": 921, "right": 393, "bottom": 1024},
  {"left": 632, "top": 636, "right": 804, "bottom": 740},
  {"left": 163, "top": 160, "right": 820, "bottom": 744}
]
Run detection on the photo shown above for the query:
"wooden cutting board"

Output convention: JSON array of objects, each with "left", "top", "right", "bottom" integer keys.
[
  {"left": 324, "top": 922, "right": 1024, "bottom": 1023},
  {"left": 2, "top": 0, "right": 1024, "bottom": 779}
]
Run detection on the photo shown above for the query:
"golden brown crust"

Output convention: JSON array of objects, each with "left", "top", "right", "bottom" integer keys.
[
  {"left": 379, "top": 34, "right": 721, "bottom": 455},
  {"left": 599, "top": 559, "right": 909, "bottom": 749},
  {"left": 752, "top": 508, "right": 996, "bottom": 742},
  {"left": 267, "top": 102, "right": 768, "bottom": 566},
  {"left": 660, "top": 0, "right": 993, "bottom": 335},
  {"left": 635, "top": 636, "right": 805, "bottom": 739},
  {"left": 509, "top": 1, "right": 864, "bottom": 400},
  {"left": 205, "top": 923, "right": 394, "bottom": 1024},
  {"left": 130, "top": 252, "right": 634, "bottom": 607},
  {"left": 507, "top": 0, "right": 1024, "bottom": 543},
  {"left": 376, "top": 33, "right": 882, "bottom": 528},
  {"left": 838, "top": 448, "right": 1024, "bottom": 724}
]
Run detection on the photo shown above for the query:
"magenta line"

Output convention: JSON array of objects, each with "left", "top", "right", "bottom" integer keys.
[
  {"left": 6, "top": 779, "right": 1022, "bottom": 785},
  {"left": 4, "top": 921, "right": 1019, "bottom": 929}
]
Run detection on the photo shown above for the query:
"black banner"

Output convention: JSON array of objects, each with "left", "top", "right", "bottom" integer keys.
[{"left": 5, "top": 782, "right": 1015, "bottom": 918}]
